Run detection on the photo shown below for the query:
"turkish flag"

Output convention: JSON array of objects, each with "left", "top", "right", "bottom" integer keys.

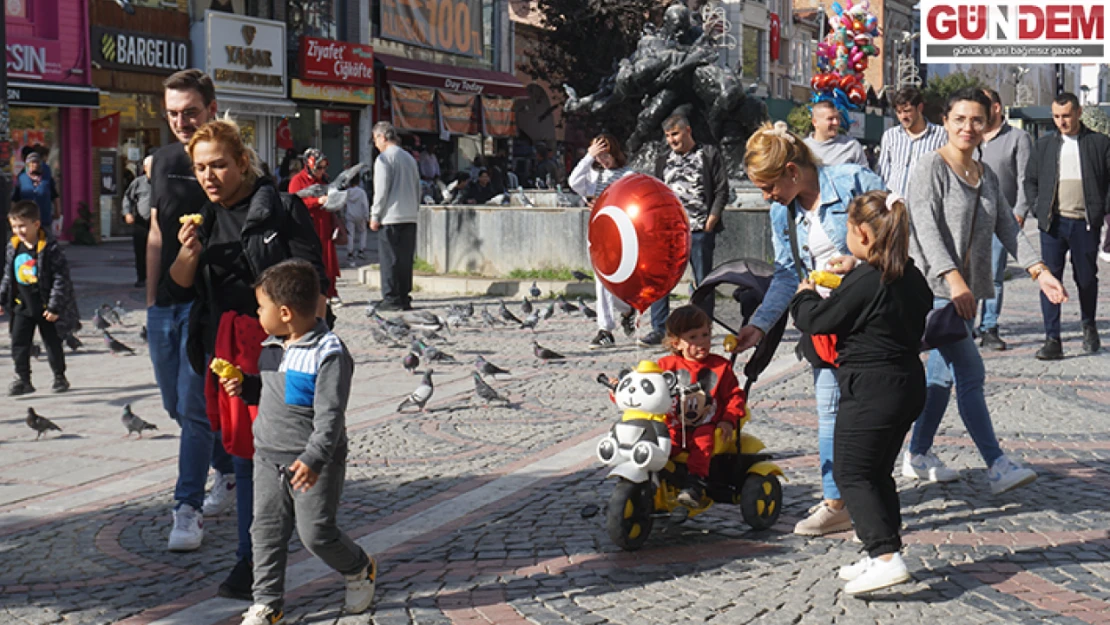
[
  {"left": 769, "top": 13, "right": 781, "bottom": 62},
  {"left": 91, "top": 113, "right": 120, "bottom": 149},
  {"left": 276, "top": 118, "right": 293, "bottom": 150}
]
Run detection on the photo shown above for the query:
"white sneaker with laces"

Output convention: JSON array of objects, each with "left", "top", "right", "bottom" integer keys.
[
  {"left": 844, "top": 553, "right": 911, "bottom": 594},
  {"left": 343, "top": 557, "right": 377, "bottom": 613},
  {"left": 202, "top": 472, "right": 236, "bottom": 516},
  {"left": 902, "top": 451, "right": 959, "bottom": 483},
  {"left": 240, "top": 603, "right": 283, "bottom": 625},
  {"left": 839, "top": 556, "right": 871, "bottom": 581},
  {"left": 988, "top": 455, "right": 1037, "bottom": 494},
  {"left": 1100, "top": 251, "right": 1110, "bottom": 264},
  {"left": 167, "top": 505, "right": 203, "bottom": 552}
]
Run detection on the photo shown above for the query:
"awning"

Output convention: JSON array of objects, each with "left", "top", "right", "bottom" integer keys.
[
  {"left": 377, "top": 53, "right": 527, "bottom": 99},
  {"left": 216, "top": 93, "right": 298, "bottom": 118},
  {"left": 8, "top": 81, "right": 100, "bottom": 108}
]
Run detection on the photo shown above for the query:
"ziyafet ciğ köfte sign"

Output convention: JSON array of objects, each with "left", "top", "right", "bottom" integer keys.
[
  {"left": 921, "top": 0, "right": 1110, "bottom": 62},
  {"left": 299, "top": 36, "right": 373, "bottom": 85}
]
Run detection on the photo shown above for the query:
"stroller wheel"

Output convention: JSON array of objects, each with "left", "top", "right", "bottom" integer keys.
[{"left": 740, "top": 473, "right": 782, "bottom": 531}]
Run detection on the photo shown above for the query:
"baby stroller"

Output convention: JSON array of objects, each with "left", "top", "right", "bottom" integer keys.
[{"left": 596, "top": 258, "right": 789, "bottom": 550}]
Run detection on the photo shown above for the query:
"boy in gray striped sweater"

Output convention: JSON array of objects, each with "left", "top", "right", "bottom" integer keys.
[{"left": 220, "top": 259, "right": 374, "bottom": 625}]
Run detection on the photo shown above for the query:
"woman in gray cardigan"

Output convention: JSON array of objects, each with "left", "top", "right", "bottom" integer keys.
[{"left": 906, "top": 88, "right": 1067, "bottom": 494}]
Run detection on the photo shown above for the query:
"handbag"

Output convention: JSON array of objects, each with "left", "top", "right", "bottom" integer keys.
[{"left": 920, "top": 161, "right": 981, "bottom": 351}]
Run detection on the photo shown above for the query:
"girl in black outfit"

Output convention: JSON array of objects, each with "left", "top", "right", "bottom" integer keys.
[{"left": 789, "top": 190, "right": 933, "bottom": 595}]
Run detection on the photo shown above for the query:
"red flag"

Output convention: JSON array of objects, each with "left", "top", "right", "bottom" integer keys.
[
  {"left": 276, "top": 118, "right": 293, "bottom": 150},
  {"left": 91, "top": 113, "right": 120, "bottom": 149}
]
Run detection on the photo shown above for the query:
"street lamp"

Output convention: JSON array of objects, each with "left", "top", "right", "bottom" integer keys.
[{"left": 1081, "top": 85, "right": 1091, "bottom": 105}]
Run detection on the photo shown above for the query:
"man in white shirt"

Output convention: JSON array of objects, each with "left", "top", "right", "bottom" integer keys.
[
  {"left": 803, "top": 101, "right": 869, "bottom": 168},
  {"left": 875, "top": 87, "right": 947, "bottom": 195}
]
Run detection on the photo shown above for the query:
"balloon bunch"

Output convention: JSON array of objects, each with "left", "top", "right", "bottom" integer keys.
[{"left": 810, "top": 0, "right": 880, "bottom": 119}]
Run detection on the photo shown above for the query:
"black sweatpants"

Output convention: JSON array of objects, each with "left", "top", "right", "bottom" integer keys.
[
  {"left": 833, "top": 364, "right": 925, "bottom": 558},
  {"left": 11, "top": 312, "right": 65, "bottom": 380},
  {"left": 131, "top": 217, "right": 150, "bottom": 282},
  {"left": 379, "top": 222, "right": 417, "bottom": 308}
]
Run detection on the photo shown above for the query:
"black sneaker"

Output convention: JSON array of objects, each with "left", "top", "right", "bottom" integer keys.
[
  {"left": 619, "top": 312, "right": 636, "bottom": 337},
  {"left": 637, "top": 330, "right": 664, "bottom": 348},
  {"left": 1083, "top": 322, "right": 1101, "bottom": 353},
  {"left": 51, "top": 375, "right": 70, "bottom": 393},
  {"left": 1035, "top": 338, "right": 1064, "bottom": 361},
  {"left": 588, "top": 330, "right": 615, "bottom": 350},
  {"left": 217, "top": 556, "right": 253, "bottom": 601},
  {"left": 979, "top": 327, "right": 1007, "bottom": 351},
  {"left": 677, "top": 476, "right": 705, "bottom": 508},
  {"left": 8, "top": 378, "right": 34, "bottom": 396}
]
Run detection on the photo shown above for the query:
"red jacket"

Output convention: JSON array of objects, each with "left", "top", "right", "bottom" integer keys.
[
  {"left": 206, "top": 311, "right": 268, "bottom": 458},
  {"left": 657, "top": 354, "right": 745, "bottom": 428}
]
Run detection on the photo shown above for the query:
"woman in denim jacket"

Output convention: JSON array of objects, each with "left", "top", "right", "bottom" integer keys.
[{"left": 730, "top": 121, "right": 884, "bottom": 537}]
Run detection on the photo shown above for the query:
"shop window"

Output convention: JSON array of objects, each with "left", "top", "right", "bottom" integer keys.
[
  {"left": 742, "top": 26, "right": 763, "bottom": 82},
  {"left": 287, "top": 0, "right": 337, "bottom": 40},
  {"left": 483, "top": 0, "right": 496, "bottom": 66}
]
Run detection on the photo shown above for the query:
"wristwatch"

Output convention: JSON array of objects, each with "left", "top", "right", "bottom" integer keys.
[{"left": 1029, "top": 263, "right": 1048, "bottom": 281}]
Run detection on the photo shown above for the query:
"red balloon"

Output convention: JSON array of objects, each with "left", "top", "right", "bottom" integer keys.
[
  {"left": 838, "top": 73, "right": 859, "bottom": 92},
  {"left": 848, "top": 83, "right": 867, "bottom": 106},
  {"left": 588, "top": 174, "right": 690, "bottom": 313}
]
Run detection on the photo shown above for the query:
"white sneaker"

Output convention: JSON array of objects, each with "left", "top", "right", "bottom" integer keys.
[
  {"left": 329, "top": 296, "right": 344, "bottom": 309},
  {"left": 202, "top": 472, "right": 236, "bottom": 516},
  {"left": 839, "top": 556, "right": 872, "bottom": 581},
  {"left": 343, "top": 557, "right": 377, "bottom": 613},
  {"left": 902, "top": 451, "right": 959, "bottom": 483},
  {"left": 1100, "top": 251, "right": 1110, "bottom": 264},
  {"left": 240, "top": 603, "right": 283, "bottom": 625},
  {"left": 988, "top": 455, "right": 1037, "bottom": 494},
  {"left": 844, "top": 553, "right": 911, "bottom": 594},
  {"left": 167, "top": 505, "right": 203, "bottom": 552}
]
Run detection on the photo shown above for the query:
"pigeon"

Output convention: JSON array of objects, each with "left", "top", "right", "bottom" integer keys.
[
  {"left": 475, "top": 355, "right": 512, "bottom": 379},
  {"left": 578, "top": 298, "right": 598, "bottom": 320},
  {"left": 498, "top": 301, "right": 522, "bottom": 325},
  {"left": 463, "top": 302, "right": 475, "bottom": 318},
  {"left": 445, "top": 312, "right": 466, "bottom": 329},
  {"left": 401, "top": 310, "right": 442, "bottom": 331},
  {"left": 293, "top": 163, "right": 369, "bottom": 207},
  {"left": 101, "top": 303, "right": 122, "bottom": 325},
  {"left": 572, "top": 270, "right": 591, "bottom": 283},
  {"left": 403, "top": 351, "right": 420, "bottom": 374},
  {"left": 473, "top": 372, "right": 511, "bottom": 405},
  {"left": 419, "top": 328, "right": 448, "bottom": 343},
  {"left": 365, "top": 301, "right": 380, "bottom": 317},
  {"left": 529, "top": 281, "right": 542, "bottom": 299},
  {"left": 370, "top": 324, "right": 397, "bottom": 347},
  {"left": 63, "top": 333, "right": 83, "bottom": 351},
  {"left": 409, "top": 338, "right": 426, "bottom": 356},
  {"left": 516, "top": 186, "right": 535, "bottom": 207},
  {"left": 481, "top": 307, "right": 502, "bottom": 327},
  {"left": 139, "top": 325, "right": 147, "bottom": 343},
  {"left": 521, "top": 297, "right": 533, "bottom": 315},
  {"left": 422, "top": 343, "right": 457, "bottom": 363},
  {"left": 103, "top": 332, "right": 136, "bottom": 355},
  {"left": 556, "top": 295, "right": 578, "bottom": 315},
  {"left": 533, "top": 341, "right": 566, "bottom": 362},
  {"left": 541, "top": 303, "right": 555, "bottom": 321},
  {"left": 26, "top": 408, "right": 61, "bottom": 440},
  {"left": 92, "top": 309, "right": 111, "bottom": 330},
  {"left": 113, "top": 0, "right": 136, "bottom": 14},
  {"left": 397, "top": 369, "right": 434, "bottom": 412},
  {"left": 520, "top": 312, "right": 540, "bottom": 332},
  {"left": 121, "top": 404, "right": 157, "bottom": 438}
]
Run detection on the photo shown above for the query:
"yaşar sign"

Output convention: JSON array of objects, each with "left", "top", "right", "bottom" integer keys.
[{"left": 380, "top": 0, "right": 483, "bottom": 58}]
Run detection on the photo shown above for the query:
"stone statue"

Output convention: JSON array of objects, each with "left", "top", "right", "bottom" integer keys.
[{"left": 563, "top": 3, "right": 766, "bottom": 181}]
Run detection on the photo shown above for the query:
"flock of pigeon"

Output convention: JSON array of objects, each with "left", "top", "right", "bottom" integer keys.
[
  {"left": 381, "top": 281, "right": 601, "bottom": 414},
  {"left": 22, "top": 301, "right": 145, "bottom": 440}
]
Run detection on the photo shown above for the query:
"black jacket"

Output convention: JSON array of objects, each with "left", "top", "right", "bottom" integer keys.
[
  {"left": 168, "top": 178, "right": 329, "bottom": 373},
  {"left": 0, "top": 231, "right": 81, "bottom": 338},
  {"left": 1024, "top": 124, "right": 1110, "bottom": 232},
  {"left": 654, "top": 143, "right": 729, "bottom": 232}
]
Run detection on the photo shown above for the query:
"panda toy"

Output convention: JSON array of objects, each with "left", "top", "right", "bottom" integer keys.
[{"left": 596, "top": 360, "right": 679, "bottom": 483}]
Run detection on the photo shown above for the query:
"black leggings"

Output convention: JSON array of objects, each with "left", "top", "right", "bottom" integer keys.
[{"left": 833, "top": 364, "right": 925, "bottom": 557}]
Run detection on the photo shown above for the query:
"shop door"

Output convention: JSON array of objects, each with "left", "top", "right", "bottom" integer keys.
[{"left": 320, "top": 110, "right": 353, "bottom": 181}]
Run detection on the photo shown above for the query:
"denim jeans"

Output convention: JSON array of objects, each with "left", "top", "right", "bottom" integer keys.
[
  {"left": 1040, "top": 217, "right": 1099, "bottom": 339},
  {"left": 650, "top": 229, "right": 716, "bottom": 333},
  {"left": 909, "top": 298, "right": 1003, "bottom": 467},
  {"left": 978, "top": 235, "right": 1007, "bottom": 332},
  {"left": 814, "top": 367, "right": 841, "bottom": 500},
  {"left": 148, "top": 302, "right": 233, "bottom": 511}
]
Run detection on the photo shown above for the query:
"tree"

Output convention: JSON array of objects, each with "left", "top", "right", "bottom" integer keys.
[
  {"left": 518, "top": 0, "right": 669, "bottom": 139},
  {"left": 788, "top": 104, "right": 813, "bottom": 136},
  {"left": 921, "top": 71, "right": 987, "bottom": 123},
  {"left": 1082, "top": 106, "right": 1110, "bottom": 135}
]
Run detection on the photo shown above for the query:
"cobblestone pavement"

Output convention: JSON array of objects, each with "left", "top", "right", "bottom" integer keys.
[{"left": 2, "top": 242, "right": 1110, "bottom": 625}]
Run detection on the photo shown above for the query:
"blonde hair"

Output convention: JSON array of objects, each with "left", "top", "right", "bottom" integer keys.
[
  {"left": 744, "top": 121, "right": 819, "bottom": 183},
  {"left": 848, "top": 190, "right": 911, "bottom": 284},
  {"left": 186, "top": 114, "right": 264, "bottom": 186}
]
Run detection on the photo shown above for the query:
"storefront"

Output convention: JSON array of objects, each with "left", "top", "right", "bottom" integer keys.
[
  {"left": 288, "top": 36, "right": 375, "bottom": 181},
  {"left": 374, "top": 54, "right": 524, "bottom": 176},
  {"left": 195, "top": 11, "right": 295, "bottom": 171},
  {"left": 6, "top": 0, "right": 97, "bottom": 240},
  {"left": 89, "top": 22, "right": 191, "bottom": 238}
]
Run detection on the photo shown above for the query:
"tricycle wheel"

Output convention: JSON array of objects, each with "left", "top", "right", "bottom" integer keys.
[
  {"left": 606, "top": 479, "right": 655, "bottom": 551},
  {"left": 740, "top": 473, "right": 782, "bottom": 531}
]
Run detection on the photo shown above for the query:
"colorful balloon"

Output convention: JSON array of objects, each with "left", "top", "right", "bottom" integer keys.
[
  {"left": 589, "top": 175, "right": 690, "bottom": 313},
  {"left": 848, "top": 84, "right": 867, "bottom": 106}
]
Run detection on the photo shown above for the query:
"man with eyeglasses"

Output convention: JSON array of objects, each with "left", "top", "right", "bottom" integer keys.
[
  {"left": 146, "top": 70, "right": 243, "bottom": 593},
  {"left": 875, "top": 86, "right": 947, "bottom": 196},
  {"left": 1025, "top": 91, "right": 1110, "bottom": 360}
]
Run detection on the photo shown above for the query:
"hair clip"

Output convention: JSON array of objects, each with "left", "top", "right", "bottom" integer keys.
[
  {"left": 770, "top": 121, "right": 796, "bottom": 144},
  {"left": 884, "top": 193, "right": 905, "bottom": 212}
]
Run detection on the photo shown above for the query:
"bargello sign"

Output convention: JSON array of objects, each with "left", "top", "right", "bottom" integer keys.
[
  {"left": 921, "top": 0, "right": 1110, "bottom": 62},
  {"left": 91, "top": 27, "right": 190, "bottom": 75}
]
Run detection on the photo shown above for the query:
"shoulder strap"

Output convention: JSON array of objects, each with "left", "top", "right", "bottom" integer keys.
[{"left": 785, "top": 204, "right": 807, "bottom": 281}]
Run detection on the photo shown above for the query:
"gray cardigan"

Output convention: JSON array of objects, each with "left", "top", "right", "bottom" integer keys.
[
  {"left": 371, "top": 144, "right": 421, "bottom": 225},
  {"left": 907, "top": 152, "right": 1041, "bottom": 300}
]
